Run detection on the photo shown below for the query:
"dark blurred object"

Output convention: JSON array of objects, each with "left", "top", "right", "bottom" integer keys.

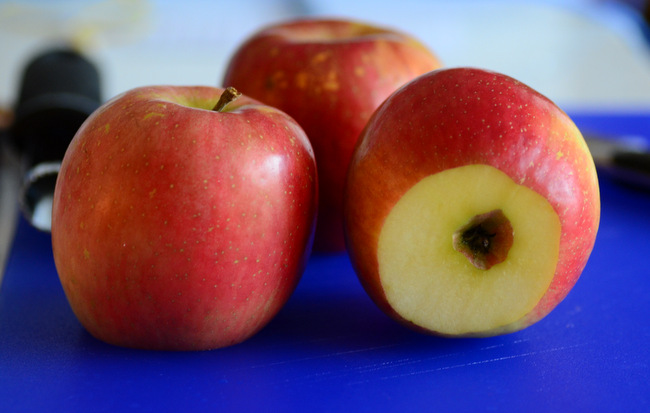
[
  {"left": 642, "top": 0, "right": 650, "bottom": 42},
  {"left": 643, "top": 0, "right": 650, "bottom": 21},
  {"left": 7, "top": 48, "right": 102, "bottom": 231},
  {"left": 645, "top": 2, "right": 650, "bottom": 45},
  {"left": 586, "top": 134, "right": 650, "bottom": 191},
  {"left": 9, "top": 48, "right": 101, "bottom": 168},
  {"left": 617, "top": 0, "right": 650, "bottom": 43}
]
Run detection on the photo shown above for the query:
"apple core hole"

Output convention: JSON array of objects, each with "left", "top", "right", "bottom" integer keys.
[{"left": 452, "top": 209, "right": 514, "bottom": 270}]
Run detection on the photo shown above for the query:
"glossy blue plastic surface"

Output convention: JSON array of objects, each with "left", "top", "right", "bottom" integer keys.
[{"left": 1, "top": 113, "right": 649, "bottom": 412}]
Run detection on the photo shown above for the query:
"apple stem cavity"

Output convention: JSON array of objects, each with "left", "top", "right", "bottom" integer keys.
[
  {"left": 452, "top": 209, "right": 514, "bottom": 270},
  {"left": 213, "top": 87, "right": 242, "bottom": 112}
]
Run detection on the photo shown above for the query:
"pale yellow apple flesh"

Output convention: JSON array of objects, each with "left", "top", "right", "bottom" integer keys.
[{"left": 377, "top": 164, "right": 561, "bottom": 335}]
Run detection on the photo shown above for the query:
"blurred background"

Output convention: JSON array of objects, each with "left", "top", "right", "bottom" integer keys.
[
  {"left": 0, "top": 0, "right": 649, "bottom": 277},
  {"left": 0, "top": 0, "right": 649, "bottom": 113},
  {"left": 0, "top": 0, "right": 649, "bottom": 260}
]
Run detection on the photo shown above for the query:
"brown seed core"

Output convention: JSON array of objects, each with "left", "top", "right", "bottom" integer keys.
[{"left": 452, "top": 209, "right": 514, "bottom": 270}]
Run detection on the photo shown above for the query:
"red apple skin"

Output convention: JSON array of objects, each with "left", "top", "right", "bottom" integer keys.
[
  {"left": 344, "top": 67, "right": 601, "bottom": 336},
  {"left": 222, "top": 18, "right": 442, "bottom": 252},
  {"left": 51, "top": 86, "right": 318, "bottom": 350}
]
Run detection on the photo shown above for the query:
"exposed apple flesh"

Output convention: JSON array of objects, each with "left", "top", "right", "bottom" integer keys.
[{"left": 377, "top": 164, "right": 560, "bottom": 336}]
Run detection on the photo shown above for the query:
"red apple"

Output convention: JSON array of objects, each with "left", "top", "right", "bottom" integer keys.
[
  {"left": 222, "top": 18, "right": 442, "bottom": 252},
  {"left": 344, "top": 67, "right": 600, "bottom": 337},
  {"left": 51, "top": 86, "right": 318, "bottom": 350}
]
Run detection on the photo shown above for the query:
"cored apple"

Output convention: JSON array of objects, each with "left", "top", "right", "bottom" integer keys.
[
  {"left": 344, "top": 67, "right": 600, "bottom": 337},
  {"left": 51, "top": 86, "right": 318, "bottom": 350},
  {"left": 222, "top": 18, "right": 442, "bottom": 252}
]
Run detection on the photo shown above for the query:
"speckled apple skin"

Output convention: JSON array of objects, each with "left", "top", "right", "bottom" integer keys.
[
  {"left": 344, "top": 67, "right": 600, "bottom": 336},
  {"left": 52, "top": 86, "right": 318, "bottom": 350},
  {"left": 223, "top": 18, "right": 442, "bottom": 252}
]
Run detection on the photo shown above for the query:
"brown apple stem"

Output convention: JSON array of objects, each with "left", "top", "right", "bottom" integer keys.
[
  {"left": 452, "top": 209, "right": 514, "bottom": 270},
  {"left": 213, "top": 87, "right": 241, "bottom": 112}
]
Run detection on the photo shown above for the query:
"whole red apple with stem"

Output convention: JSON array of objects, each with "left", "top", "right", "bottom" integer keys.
[
  {"left": 51, "top": 86, "right": 318, "bottom": 351},
  {"left": 344, "top": 67, "right": 600, "bottom": 337},
  {"left": 222, "top": 18, "right": 442, "bottom": 252}
]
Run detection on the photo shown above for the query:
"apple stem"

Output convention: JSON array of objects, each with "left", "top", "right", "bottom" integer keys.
[{"left": 213, "top": 87, "right": 241, "bottom": 112}]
